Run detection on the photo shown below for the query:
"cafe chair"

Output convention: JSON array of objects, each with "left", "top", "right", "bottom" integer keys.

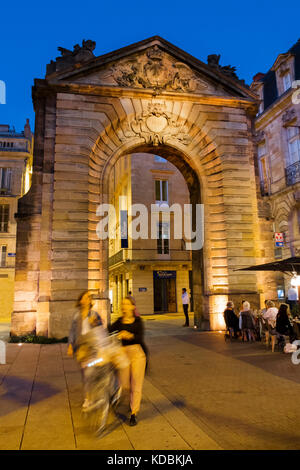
[{"left": 265, "top": 319, "right": 277, "bottom": 352}]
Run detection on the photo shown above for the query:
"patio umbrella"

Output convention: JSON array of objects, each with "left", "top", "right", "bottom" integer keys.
[{"left": 236, "top": 257, "right": 300, "bottom": 275}]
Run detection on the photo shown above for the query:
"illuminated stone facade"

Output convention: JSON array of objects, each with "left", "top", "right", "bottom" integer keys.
[
  {"left": 11, "top": 37, "right": 269, "bottom": 337},
  {"left": 251, "top": 38, "right": 300, "bottom": 299},
  {"left": 108, "top": 152, "right": 192, "bottom": 317}
]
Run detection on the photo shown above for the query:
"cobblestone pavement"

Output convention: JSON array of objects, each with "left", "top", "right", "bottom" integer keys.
[{"left": 0, "top": 315, "right": 299, "bottom": 450}]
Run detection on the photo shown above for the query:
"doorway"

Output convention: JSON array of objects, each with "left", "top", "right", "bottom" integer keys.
[{"left": 153, "top": 271, "right": 177, "bottom": 313}]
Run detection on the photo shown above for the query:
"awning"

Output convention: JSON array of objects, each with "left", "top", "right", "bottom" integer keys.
[{"left": 236, "top": 257, "right": 300, "bottom": 274}]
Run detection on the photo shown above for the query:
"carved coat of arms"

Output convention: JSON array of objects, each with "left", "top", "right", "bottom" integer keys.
[{"left": 121, "top": 102, "right": 191, "bottom": 146}]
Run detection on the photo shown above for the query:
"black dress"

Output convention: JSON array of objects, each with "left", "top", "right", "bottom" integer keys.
[
  {"left": 224, "top": 309, "right": 239, "bottom": 331},
  {"left": 276, "top": 312, "right": 293, "bottom": 336}
]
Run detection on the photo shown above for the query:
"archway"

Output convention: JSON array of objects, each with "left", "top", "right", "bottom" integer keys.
[
  {"left": 10, "top": 36, "right": 263, "bottom": 338},
  {"left": 100, "top": 143, "right": 205, "bottom": 328}
]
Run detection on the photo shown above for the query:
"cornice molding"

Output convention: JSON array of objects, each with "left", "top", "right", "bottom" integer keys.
[
  {"left": 32, "top": 79, "right": 257, "bottom": 112},
  {"left": 255, "top": 90, "right": 293, "bottom": 128}
]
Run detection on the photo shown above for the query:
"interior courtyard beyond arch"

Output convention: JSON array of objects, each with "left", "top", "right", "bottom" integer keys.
[{"left": 10, "top": 36, "right": 277, "bottom": 338}]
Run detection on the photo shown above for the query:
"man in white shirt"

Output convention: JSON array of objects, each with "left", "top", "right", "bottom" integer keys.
[
  {"left": 182, "top": 288, "right": 190, "bottom": 327},
  {"left": 287, "top": 285, "right": 298, "bottom": 314},
  {"left": 288, "top": 286, "right": 298, "bottom": 301}
]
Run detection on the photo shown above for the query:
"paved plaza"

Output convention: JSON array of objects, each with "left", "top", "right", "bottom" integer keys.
[{"left": 0, "top": 314, "right": 300, "bottom": 450}]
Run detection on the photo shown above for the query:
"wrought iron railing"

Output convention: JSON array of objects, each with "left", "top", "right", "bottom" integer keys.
[
  {"left": 108, "top": 248, "right": 191, "bottom": 267},
  {"left": 108, "top": 250, "right": 124, "bottom": 267},
  {"left": 286, "top": 161, "right": 300, "bottom": 186},
  {"left": 0, "top": 147, "right": 29, "bottom": 152}
]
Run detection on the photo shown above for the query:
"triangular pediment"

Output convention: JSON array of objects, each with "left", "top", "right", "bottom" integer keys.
[{"left": 46, "top": 36, "right": 256, "bottom": 100}]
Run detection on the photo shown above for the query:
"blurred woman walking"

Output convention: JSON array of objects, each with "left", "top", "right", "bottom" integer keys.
[{"left": 109, "top": 296, "right": 147, "bottom": 426}]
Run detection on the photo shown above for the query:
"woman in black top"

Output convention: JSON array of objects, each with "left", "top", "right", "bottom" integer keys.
[
  {"left": 276, "top": 303, "right": 293, "bottom": 338},
  {"left": 223, "top": 301, "right": 239, "bottom": 337},
  {"left": 109, "top": 296, "right": 147, "bottom": 426}
]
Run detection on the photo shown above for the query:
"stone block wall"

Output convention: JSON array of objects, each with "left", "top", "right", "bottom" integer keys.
[{"left": 11, "top": 53, "right": 271, "bottom": 336}]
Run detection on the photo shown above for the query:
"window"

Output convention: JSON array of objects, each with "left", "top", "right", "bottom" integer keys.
[
  {"left": 283, "top": 72, "right": 292, "bottom": 92},
  {"left": 287, "top": 126, "right": 300, "bottom": 165},
  {"left": 0, "top": 246, "right": 6, "bottom": 267},
  {"left": 120, "top": 274, "right": 123, "bottom": 300},
  {"left": 154, "top": 155, "right": 166, "bottom": 163},
  {"left": 157, "top": 222, "right": 169, "bottom": 254},
  {"left": 257, "top": 143, "right": 269, "bottom": 194},
  {"left": 0, "top": 168, "right": 12, "bottom": 192},
  {"left": 115, "top": 275, "right": 118, "bottom": 306},
  {"left": 155, "top": 180, "right": 168, "bottom": 205},
  {"left": 0, "top": 205, "right": 9, "bottom": 232},
  {"left": 257, "top": 142, "right": 266, "bottom": 159}
]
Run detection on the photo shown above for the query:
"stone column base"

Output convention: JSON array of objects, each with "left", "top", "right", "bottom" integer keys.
[{"left": 10, "top": 311, "right": 37, "bottom": 336}]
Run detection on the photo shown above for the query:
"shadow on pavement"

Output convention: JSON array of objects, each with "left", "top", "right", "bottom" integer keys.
[
  {"left": 183, "top": 400, "right": 300, "bottom": 450},
  {"left": 173, "top": 333, "right": 300, "bottom": 385},
  {"left": 0, "top": 375, "right": 60, "bottom": 417}
]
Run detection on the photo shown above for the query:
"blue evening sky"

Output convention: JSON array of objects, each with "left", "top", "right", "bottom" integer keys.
[{"left": 0, "top": 0, "right": 299, "bottom": 132}]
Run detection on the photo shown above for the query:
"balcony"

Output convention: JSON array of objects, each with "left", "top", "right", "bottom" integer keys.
[
  {"left": 108, "top": 250, "right": 124, "bottom": 267},
  {"left": 108, "top": 248, "right": 191, "bottom": 268},
  {"left": 286, "top": 161, "right": 300, "bottom": 186},
  {"left": 0, "top": 147, "right": 29, "bottom": 153}
]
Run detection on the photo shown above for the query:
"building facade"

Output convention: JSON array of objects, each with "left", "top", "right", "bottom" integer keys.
[
  {"left": 251, "top": 38, "right": 300, "bottom": 299},
  {"left": 0, "top": 120, "right": 33, "bottom": 321},
  {"left": 108, "top": 153, "right": 192, "bottom": 316}
]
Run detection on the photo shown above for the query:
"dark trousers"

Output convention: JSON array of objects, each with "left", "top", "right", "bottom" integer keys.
[{"left": 183, "top": 304, "right": 189, "bottom": 325}]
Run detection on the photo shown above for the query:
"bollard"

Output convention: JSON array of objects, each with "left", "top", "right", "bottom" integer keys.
[{"left": 0, "top": 340, "right": 6, "bottom": 364}]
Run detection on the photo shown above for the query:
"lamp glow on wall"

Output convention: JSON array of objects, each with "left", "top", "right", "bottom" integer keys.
[
  {"left": 290, "top": 273, "right": 300, "bottom": 287},
  {"left": 211, "top": 295, "right": 227, "bottom": 330}
]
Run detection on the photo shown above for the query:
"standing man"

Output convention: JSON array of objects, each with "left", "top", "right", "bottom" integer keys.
[
  {"left": 182, "top": 288, "right": 190, "bottom": 327},
  {"left": 287, "top": 284, "right": 298, "bottom": 314}
]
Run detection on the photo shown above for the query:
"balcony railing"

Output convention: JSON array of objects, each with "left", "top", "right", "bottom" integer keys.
[
  {"left": 108, "top": 248, "right": 192, "bottom": 267},
  {"left": 0, "top": 147, "right": 29, "bottom": 152},
  {"left": 286, "top": 161, "right": 300, "bottom": 186},
  {"left": 108, "top": 250, "right": 124, "bottom": 267},
  {"left": 0, "top": 263, "right": 15, "bottom": 268}
]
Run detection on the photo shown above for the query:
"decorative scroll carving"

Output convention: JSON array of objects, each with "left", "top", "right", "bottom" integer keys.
[
  {"left": 112, "top": 46, "right": 208, "bottom": 93},
  {"left": 122, "top": 102, "right": 191, "bottom": 146},
  {"left": 254, "top": 130, "right": 265, "bottom": 143},
  {"left": 282, "top": 108, "right": 297, "bottom": 125}
]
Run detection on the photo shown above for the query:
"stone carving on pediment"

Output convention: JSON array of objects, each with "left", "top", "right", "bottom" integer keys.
[
  {"left": 282, "top": 108, "right": 297, "bottom": 125},
  {"left": 47, "top": 39, "right": 96, "bottom": 74},
  {"left": 207, "top": 54, "right": 247, "bottom": 86},
  {"left": 112, "top": 46, "right": 209, "bottom": 93},
  {"left": 121, "top": 102, "right": 191, "bottom": 146}
]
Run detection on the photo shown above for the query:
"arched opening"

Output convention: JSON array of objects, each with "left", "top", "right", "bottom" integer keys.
[{"left": 99, "top": 143, "right": 206, "bottom": 328}]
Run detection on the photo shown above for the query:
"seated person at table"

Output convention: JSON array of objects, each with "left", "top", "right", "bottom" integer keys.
[
  {"left": 239, "top": 301, "right": 256, "bottom": 342},
  {"left": 263, "top": 301, "right": 278, "bottom": 329},
  {"left": 276, "top": 304, "right": 294, "bottom": 340},
  {"left": 223, "top": 301, "right": 239, "bottom": 337}
]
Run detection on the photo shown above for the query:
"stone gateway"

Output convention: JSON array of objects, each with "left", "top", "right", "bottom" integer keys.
[{"left": 11, "top": 36, "right": 275, "bottom": 338}]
